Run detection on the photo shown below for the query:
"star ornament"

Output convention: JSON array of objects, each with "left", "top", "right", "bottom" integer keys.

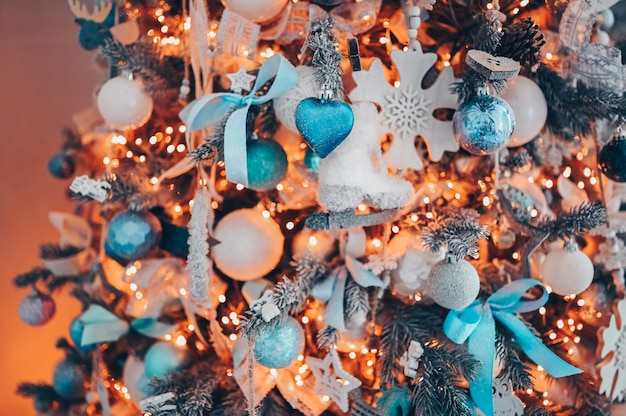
[
  {"left": 307, "top": 349, "right": 362, "bottom": 412},
  {"left": 226, "top": 67, "right": 256, "bottom": 94}
]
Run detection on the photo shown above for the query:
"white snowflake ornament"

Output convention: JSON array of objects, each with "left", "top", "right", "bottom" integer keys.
[
  {"left": 599, "top": 298, "right": 626, "bottom": 401},
  {"left": 350, "top": 44, "right": 460, "bottom": 171},
  {"left": 307, "top": 349, "right": 362, "bottom": 412}
]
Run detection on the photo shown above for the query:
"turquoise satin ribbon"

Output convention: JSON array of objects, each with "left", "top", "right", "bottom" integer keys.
[
  {"left": 79, "top": 305, "right": 175, "bottom": 346},
  {"left": 443, "top": 279, "right": 582, "bottom": 416},
  {"left": 179, "top": 54, "right": 298, "bottom": 186}
]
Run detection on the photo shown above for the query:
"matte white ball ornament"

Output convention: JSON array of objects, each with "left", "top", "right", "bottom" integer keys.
[
  {"left": 97, "top": 75, "right": 153, "bottom": 130},
  {"left": 212, "top": 209, "right": 284, "bottom": 281},
  {"left": 541, "top": 242, "right": 594, "bottom": 295},
  {"left": 501, "top": 76, "right": 547, "bottom": 147},
  {"left": 222, "top": 0, "right": 288, "bottom": 23},
  {"left": 426, "top": 258, "right": 480, "bottom": 310}
]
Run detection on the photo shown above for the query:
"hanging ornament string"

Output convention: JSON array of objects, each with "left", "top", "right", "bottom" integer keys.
[{"left": 189, "top": 0, "right": 212, "bottom": 96}]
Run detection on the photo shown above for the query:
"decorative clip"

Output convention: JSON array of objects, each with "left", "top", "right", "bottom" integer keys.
[{"left": 348, "top": 38, "right": 362, "bottom": 72}]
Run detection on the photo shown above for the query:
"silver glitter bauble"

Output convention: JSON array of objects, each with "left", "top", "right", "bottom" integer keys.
[{"left": 426, "top": 259, "right": 480, "bottom": 310}]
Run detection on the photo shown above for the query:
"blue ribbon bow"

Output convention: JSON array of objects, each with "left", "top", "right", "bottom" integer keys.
[
  {"left": 179, "top": 54, "right": 298, "bottom": 186},
  {"left": 443, "top": 279, "right": 582, "bottom": 416}
]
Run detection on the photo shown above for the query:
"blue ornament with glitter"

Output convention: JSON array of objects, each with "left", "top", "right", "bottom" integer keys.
[
  {"left": 105, "top": 210, "right": 162, "bottom": 264},
  {"left": 295, "top": 97, "right": 354, "bottom": 158},
  {"left": 69, "top": 317, "right": 97, "bottom": 355},
  {"left": 253, "top": 316, "right": 305, "bottom": 369},
  {"left": 246, "top": 139, "right": 288, "bottom": 191},
  {"left": 52, "top": 359, "right": 88, "bottom": 399},
  {"left": 453, "top": 92, "right": 515, "bottom": 155},
  {"left": 598, "top": 134, "right": 626, "bottom": 182},
  {"left": 304, "top": 147, "right": 322, "bottom": 174},
  {"left": 144, "top": 342, "right": 191, "bottom": 379},
  {"left": 48, "top": 152, "right": 75, "bottom": 179},
  {"left": 503, "top": 186, "right": 534, "bottom": 222}
]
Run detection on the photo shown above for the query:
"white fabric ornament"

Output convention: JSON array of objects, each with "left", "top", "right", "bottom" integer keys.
[
  {"left": 599, "top": 298, "right": 626, "bottom": 401},
  {"left": 97, "top": 75, "right": 153, "bottom": 130},
  {"left": 501, "top": 76, "right": 547, "bottom": 147},
  {"left": 274, "top": 66, "right": 319, "bottom": 133},
  {"left": 426, "top": 258, "right": 480, "bottom": 310},
  {"left": 212, "top": 209, "right": 284, "bottom": 281},
  {"left": 317, "top": 102, "right": 413, "bottom": 212},
  {"left": 541, "top": 241, "right": 594, "bottom": 295}
]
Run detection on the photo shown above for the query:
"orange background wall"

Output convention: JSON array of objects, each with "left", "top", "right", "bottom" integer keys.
[{"left": 0, "top": 1, "right": 101, "bottom": 413}]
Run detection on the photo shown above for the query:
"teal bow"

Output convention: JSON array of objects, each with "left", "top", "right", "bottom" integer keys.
[
  {"left": 79, "top": 305, "right": 175, "bottom": 346},
  {"left": 179, "top": 54, "right": 298, "bottom": 186},
  {"left": 443, "top": 279, "right": 582, "bottom": 416}
]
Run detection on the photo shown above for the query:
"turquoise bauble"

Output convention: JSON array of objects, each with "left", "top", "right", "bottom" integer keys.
[
  {"left": 144, "top": 342, "right": 191, "bottom": 379},
  {"left": 246, "top": 139, "right": 288, "bottom": 191},
  {"left": 69, "top": 317, "right": 97, "bottom": 355},
  {"left": 453, "top": 94, "right": 515, "bottom": 155},
  {"left": 52, "top": 359, "right": 88, "bottom": 399},
  {"left": 295, "top": 97, "right": 354, "bottom": 158},
  {"left": 105, "top": 211, "right": 162, "bottom": 264},
  {"left": 503, "top": 186, "right": 534, "bottom": 222},
  {"left": 598, "top": 135, "right": 626, "bottom": 182},
  {"left": 253, "top": 316, "right": 305, "bottom": 369},
  {"left": 304, "top": 147, "right": 321, "bottom": 174}
]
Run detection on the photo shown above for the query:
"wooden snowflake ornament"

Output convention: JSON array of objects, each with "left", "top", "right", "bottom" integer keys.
[
  {"left": 350, "top": 44, "right": 460, "bottom": 171},
  {"left": 599, "top": 297, "right": 626, "bottom": 401}
]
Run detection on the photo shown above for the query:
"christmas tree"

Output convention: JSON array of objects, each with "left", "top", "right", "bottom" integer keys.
[{"left": 13, "top": 0, "right": 626, "bottom": 414}]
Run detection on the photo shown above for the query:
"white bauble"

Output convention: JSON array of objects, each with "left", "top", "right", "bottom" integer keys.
[
  {"left": 541, "top": 245, "right": 594, "bottom": 295},
  {"left": 122, "top": 355, "right": 149, "bottom": 405},
  {"left": 292, "top": 228, "right": 335, "bottom": 259},
  {"left": 501, "top": 76, "right": 547, "bottom": 147},
  {"left": 212, "top": 209, "right": 284, "bottom": 281},
  {"left": 97, "top": 76, "right": 153, "bottom": 130},
  {"left": 222, "top": 0, "right": 287, "bottom": 23},
  {"left": 426, "top": 259, "right": 480, "bottom": 310},
  {"left": 273, "top": 66, "right": 318, "bottom": 133}
]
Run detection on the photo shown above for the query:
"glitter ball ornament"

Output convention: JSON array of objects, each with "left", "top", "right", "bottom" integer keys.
[
  {"left": 426, "top": 258, "right": 480, "bottom": 310},
  {"left": 52, "top": 359, "right": 88, "bottom": 399},
  {"left": 304, "top": 147, "right": 322, "bottom": 174},
  {"left": 97, "top": 75, "right": 153, "bottom": 130},
  {"left": 598, "top": 134, "right": 626, "bottom": 182},
  {"left": 253, "top": 316, "right": 305, "bottom": 368},
  {"left": 104, "top": 210, "right": 162, "bottom": 264},
  {"left": 212, "top": 209, "right": 284, "bottom": 281},
  {"left": 452, "top": 92, "right": 515, "bottom": 155},
  {"left": 222, "top": 0, "right": 287, "bottom": 23},
  {"left": 19, "top": 290, "right": 56, "bottom": 326},
  {"left": 48, "top": 153, "right": 75, "bottom": 179},
  {"left": 501, "top": 76, "right": 547, "bottom": 147},
  {"left": 503, "top": 186, "right": 534, "bottom": 222},
  {"left": 69, "top": 317, "right": 97, "bottom": 355},
  {"left": 541, "top": 242, "right": 594, "bottom": 295},
  {"left": 144, "top": 342, "right": 191, "bottom": 379},
  {"left": 246, "top": 139, "right": 288, "bottom": 191}
]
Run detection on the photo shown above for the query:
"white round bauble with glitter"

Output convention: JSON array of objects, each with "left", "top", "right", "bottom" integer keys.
[
  {"left": 501, "top": 76, "right": 547, "bottom": 147},
  {"left": 222, "top": 0, "right": 287, "bottom": 23},
  {"left": 541, "top": 244, "right": 594, "bottom": 295},
  {"left": 212, "top": 209, "right": 284, "bottom": 281},
  {"left": 273, "top": 66, "right": 319, "bottom": 133},
  {"left": 426, "top": 259, "right": 480, "bottom": 310},
  {"left": 97, "top": 76, "right": 153, "bottom": 130}
]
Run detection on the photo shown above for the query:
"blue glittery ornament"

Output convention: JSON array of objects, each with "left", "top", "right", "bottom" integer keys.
[
  {"left": 69, "top": 317, "right": 97, "bottom": 355},
  {"left": 253, "top": 316, "right": 305, "bottom": 369},
  {"left": 598, "top": 135, "right": 626, "bottom": 182},
  {"left": 503, "top": 186, "right": 534, "bottom": 222},
  {"left": 52, "top": 359, "right": 88, "bottom": 399},
  {"left": 48, "top": 153, "right": 75, "bottom": 179},
  {"left": 304, "top": 147, "right": 322, "bottom": 174},
  {"left": 144, "top": 342, "right": 191, "bottom": 379},
  {"left": 452, "top": 93, "right": 515, "bottom": 155},
  {"left": 295, "top": 98, "right": 354, "bottom": 158},
  {"left": 105, "top": 211, "right": 162, "bottom": 264},
  {"left": 246, "top": 139, "right": 288, "bottom": 191}
]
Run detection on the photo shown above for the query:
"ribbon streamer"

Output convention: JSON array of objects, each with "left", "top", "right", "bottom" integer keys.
[
  {"left": 443, "top": 279, "right": 582, "bottom": 416},
  {"left": 179, "top": 54, "right": 298, "bottom": 186}
]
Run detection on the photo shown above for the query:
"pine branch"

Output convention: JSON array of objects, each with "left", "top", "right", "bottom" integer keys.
[
  {"left": 39, "top": 243, "right": 82, "bottom": 260},
  {"left": 412, "top": 344, "right": 479, "bottom": 416},
  {"left": 16, "top": 383, "right": 60, "bottom": 401},
  {"left": 317, "top": 326, "right": 340, "bottom": 351},
  {"left": 525, "top": 408, "right": 553, "bottom": 416},
  {"left": 258, "top": 389, "right": 302, "bottom": 416},
  {"left": 13, "top": 267, "right": 52, "bottom": 288},
  {"left": 304, "top": 15, "right": 345, "bottom": 96},
  {"left": 497, "top": 18, "right": 545, "bottom": 68},
  {"left": 344, "top": 277, "right": 370, "bottom": 323},
  {"left": 209, "top": 389, "right": 248, "bottom": 416},
  {"left": 421, "top": 209, "right": 489, "bottom": 262},
  {"left": 540, "top": 202, "right": 607, "bottom": 240},
  {"left": 495, "top": 324, "right": 533, "bottom": 390},
  {"left": 503, "top": 148, "right": 532, "bottom": 170}
]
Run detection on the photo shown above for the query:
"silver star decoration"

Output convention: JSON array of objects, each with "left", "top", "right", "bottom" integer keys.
[
  {"left": 307, "top": 349, "right": 362, "bottom": 412},
  {"left": 226, "top": 67, "right": 256, "bottom": 94}
]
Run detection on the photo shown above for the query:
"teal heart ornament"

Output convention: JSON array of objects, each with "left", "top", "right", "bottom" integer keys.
[{"left": 294, "top": 97, "right": 354, "bottom": 158}]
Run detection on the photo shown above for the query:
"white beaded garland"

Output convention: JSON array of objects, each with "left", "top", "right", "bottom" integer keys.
[{"left": 541, "top": 243, "right": 594, "bottom": 295}]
